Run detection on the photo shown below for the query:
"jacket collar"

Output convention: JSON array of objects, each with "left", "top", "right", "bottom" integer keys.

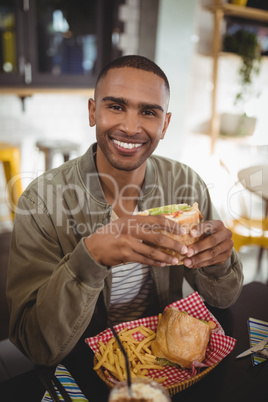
[{"left": 78, "top": 142, "right": 157, "bottom": 209}]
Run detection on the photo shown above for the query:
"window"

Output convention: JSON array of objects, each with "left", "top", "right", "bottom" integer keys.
[{"left": 0, "top": 0, "right": 115, "bottom": 88}]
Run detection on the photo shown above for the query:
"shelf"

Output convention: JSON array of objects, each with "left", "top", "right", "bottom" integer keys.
[
  {"left": 223, "top": 4, "right": 268, "bottom": 22},
  {"left": 201, "top": 1, "right": 268, "bottom": 154},
  {"left": 205, "top": 3, "right": 268, "bottom": 22},
  {"left": 198, "top": 50, "right": 268, "bottom": 59},
  {"left": 0, "top": 88, "right": 94, "bottom": 97}
]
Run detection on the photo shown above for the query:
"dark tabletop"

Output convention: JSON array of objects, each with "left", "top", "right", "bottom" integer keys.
[{"left": 1, "top": 281, "right": 267, "bottom": 402}]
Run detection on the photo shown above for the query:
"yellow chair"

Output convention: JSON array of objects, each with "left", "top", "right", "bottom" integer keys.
[
  {"left": 219, "top": 160, "right": 268, "bottom": 282},
  {"left": 227, "top": 217, "right": 268, "bottom": 283},
  {"left": 228, "top": 217, "right": 268, "bottom": 251},
  {"left": 0, "top": 143, "right": 23, "bottom": 220}
]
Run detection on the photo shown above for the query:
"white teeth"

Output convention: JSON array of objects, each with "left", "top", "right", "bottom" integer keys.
[{"left": 113, "top": 140, "right": 142, "bottom": 149}]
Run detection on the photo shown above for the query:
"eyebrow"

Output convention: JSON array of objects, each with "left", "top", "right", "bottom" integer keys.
[{"left": 102, "top": 96, "right": 164, "bottom": 113}]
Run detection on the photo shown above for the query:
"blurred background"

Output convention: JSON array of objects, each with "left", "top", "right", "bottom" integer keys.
[{"left": 0, "top": 0, "right": 268, "bottom": 340}]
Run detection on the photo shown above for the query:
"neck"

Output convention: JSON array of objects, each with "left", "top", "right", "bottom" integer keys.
[{"left": 96, "top": 148, "right": 146, "bottom": 216}]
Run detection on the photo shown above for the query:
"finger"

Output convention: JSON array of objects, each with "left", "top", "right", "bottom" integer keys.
[
  {"left": 120, "top": 217, "right": 189, "bottom": 257},
  {"left": 109, "top": 236, "right": 181, "bottom": 267},
  {"left": 138, "top": 230, "right": 188, "bottom": 256},
  {"left": 187, "top": 223, "right": 232, "bottom": 257},
  {"left": 133, "top": 239, "right": 181, "bottom": 266},
  {"left": 190, "top": 220, "right": 226, "bottom": 238},
  {"left": 186, "top": 232, "right": 222, "bottom": 258},
  {"left": 92, "top": 224, "right": 183, "bottom": 266},
  {"left": 184, "top": 251, "right": 231, "bottom": 269},
  {"left": 184, "top": 239, "right": 233, "bottom": 269}
]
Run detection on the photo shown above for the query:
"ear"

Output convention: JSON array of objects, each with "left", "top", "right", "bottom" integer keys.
[
  {"left": 88, "top": 98, "right": 96, "bottom": 127},
  {"left": 160, "top": 112, "right": 172, "bottom": 140}
]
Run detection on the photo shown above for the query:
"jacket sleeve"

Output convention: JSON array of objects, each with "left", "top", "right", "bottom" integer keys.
[
  {"left": 6, "top": 193, "right": 110, "bottom": 366},
  {"left": 196, "top": 249, "right": 243, "bottom": 308}
]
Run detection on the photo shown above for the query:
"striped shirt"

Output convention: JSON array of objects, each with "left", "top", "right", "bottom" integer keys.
[{"left": 108, "top": 209, "right": 153, "bottom": 324}]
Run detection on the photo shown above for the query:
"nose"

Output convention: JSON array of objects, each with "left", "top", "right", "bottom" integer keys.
[{"left": 120, "top": 110, "right": 141, "bottom": 136}]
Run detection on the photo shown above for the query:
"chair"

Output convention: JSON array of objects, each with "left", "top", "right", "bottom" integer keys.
[
  {"left": 0, "top": 339, "right": 35, "bottom": 382},
  {"left": 0, "top": 143, "right": 23, "bottom": 220},
  {"left": 227, "top": 217, "right": 268, "bottom": 260},
  {"left": 224, "top": 163, "right": 268, "bottom": 283},
  {"left": 36, "top": 140, "right": 80, "bottom": 171},
  {"left": 227, "top": 217, "right": 268, "bottom": 284}
]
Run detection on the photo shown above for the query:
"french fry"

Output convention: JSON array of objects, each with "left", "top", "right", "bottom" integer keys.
[
  {"left": 108, "top": 346, "right": 115, "bottom": 365},
  {"left": 119, "top": 336, "right": 139, "bottom": 344},
  {"left": 97, "top": 343, "right": 104, "bottom": 353},
  {"left": 136, "top": 333, "right": 156, "bottom": 353},
  {"left": 120, "top": 326, "right": 144, "bottom": 336},
  {"left": 144, "top": 353, "right": 157, "bottom": 360},
  {"left": 93, "top": 324, "right": 166, "bottom": 384},
  {"left": 142, "top": 345, "right": 153, "bottom": 354},
  {"left": 130, "top": 344, "right": 146, "bottom": 364},
  {"left": 94, "top": 337, "right": 115, "bottom": 370},
  {"left": 153, "top": 376, "right": 166, "bottom": 383},
  {"left": 117, "top": 348, "right": 125, "bottom": 370},
  {"left": 134, "top": 363, "right": 164, "bottom": 371},
  {"left": 114, "top": 354, "right": 124, "bottom": 381},
  {"left": 101, "top": 362, "right": 120, "bottom": 379},
  {"left": 138, "top": 327, "right": 155, "bottom": 337}
]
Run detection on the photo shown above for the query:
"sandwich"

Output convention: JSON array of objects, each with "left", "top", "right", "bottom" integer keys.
[
  {"left": 138, "top": 202, "right": 203, "bottom": 265},
  {"left": 151, "top": 307, "right": 216, "bottom": 369}
]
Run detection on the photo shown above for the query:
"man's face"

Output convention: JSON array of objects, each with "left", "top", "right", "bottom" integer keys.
[{"left": 88, "top": 67, "right": 171, "bottom": 172}]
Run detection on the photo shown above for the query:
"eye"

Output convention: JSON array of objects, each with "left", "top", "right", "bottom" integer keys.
[
  {"left": 142, "top": 109, "right": 156, "bottom": 116},
  {"left": 109, "top": 104, "right": 124, "bottom": 111}
]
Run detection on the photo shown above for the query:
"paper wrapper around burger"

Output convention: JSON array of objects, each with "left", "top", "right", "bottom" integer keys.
[
  {"left": 85, "top": 292, "right": 236, "bottom": 388},
  {"left": 138, "top": 203, "right": 203, "bottom": 265}
]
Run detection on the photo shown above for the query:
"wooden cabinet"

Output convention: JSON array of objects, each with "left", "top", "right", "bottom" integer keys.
[
  {"left": 0, "top": 0, "right": 116, "bottom": 93},
  {"left": 203, "top": 0, "right": 268, "bottom": 152}
]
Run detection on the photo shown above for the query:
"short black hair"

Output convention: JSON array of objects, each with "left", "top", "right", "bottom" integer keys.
[{"left": 95, "top": 55, "right": 170, "bottom": 95}]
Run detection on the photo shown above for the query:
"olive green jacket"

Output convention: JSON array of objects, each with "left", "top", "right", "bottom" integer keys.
[{"left": 6, "top": 143, "right": 243, "bottom": 366}]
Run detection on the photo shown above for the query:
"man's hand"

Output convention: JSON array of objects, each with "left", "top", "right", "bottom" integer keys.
[
  {"left": 84, "top": 215, "right": 188, "bottom": 267},
  {"left": 183, "top": 220, "right": 234, "bottom": 269}
]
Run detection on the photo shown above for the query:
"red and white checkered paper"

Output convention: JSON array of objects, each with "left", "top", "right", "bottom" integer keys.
[{"left": 85, "top": 292, "right": 236, "bottom": 387}]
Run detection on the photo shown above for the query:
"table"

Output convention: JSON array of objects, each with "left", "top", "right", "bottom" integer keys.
[
  {"left": 1, "top": 282, "right": 267, "bottom": 402},
  {"left": 173, "top": 282, "right": 268, "bottom": 402}
]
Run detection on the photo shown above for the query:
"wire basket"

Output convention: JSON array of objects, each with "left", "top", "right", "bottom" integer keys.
[{"left": 93, "top": 356, "right": 219, "bottom": 397}]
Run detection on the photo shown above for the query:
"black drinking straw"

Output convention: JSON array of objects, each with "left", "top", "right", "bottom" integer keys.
[{"left": 107, "top": 319, "right": 132, "bottom": 397}]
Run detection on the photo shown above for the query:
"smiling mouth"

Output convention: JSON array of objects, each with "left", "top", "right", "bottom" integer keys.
[{"left": 112, "top": 139, "right": 143, "bottom": 150}]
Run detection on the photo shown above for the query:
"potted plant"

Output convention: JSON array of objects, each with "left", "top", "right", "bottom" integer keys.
[{"left": 220, "top": 28, "right": 262, "bottom": 136}]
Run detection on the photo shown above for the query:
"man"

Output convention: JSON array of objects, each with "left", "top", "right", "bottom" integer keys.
[{"left": 7, "top": 55, "right": 243, "bottom": 367}]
